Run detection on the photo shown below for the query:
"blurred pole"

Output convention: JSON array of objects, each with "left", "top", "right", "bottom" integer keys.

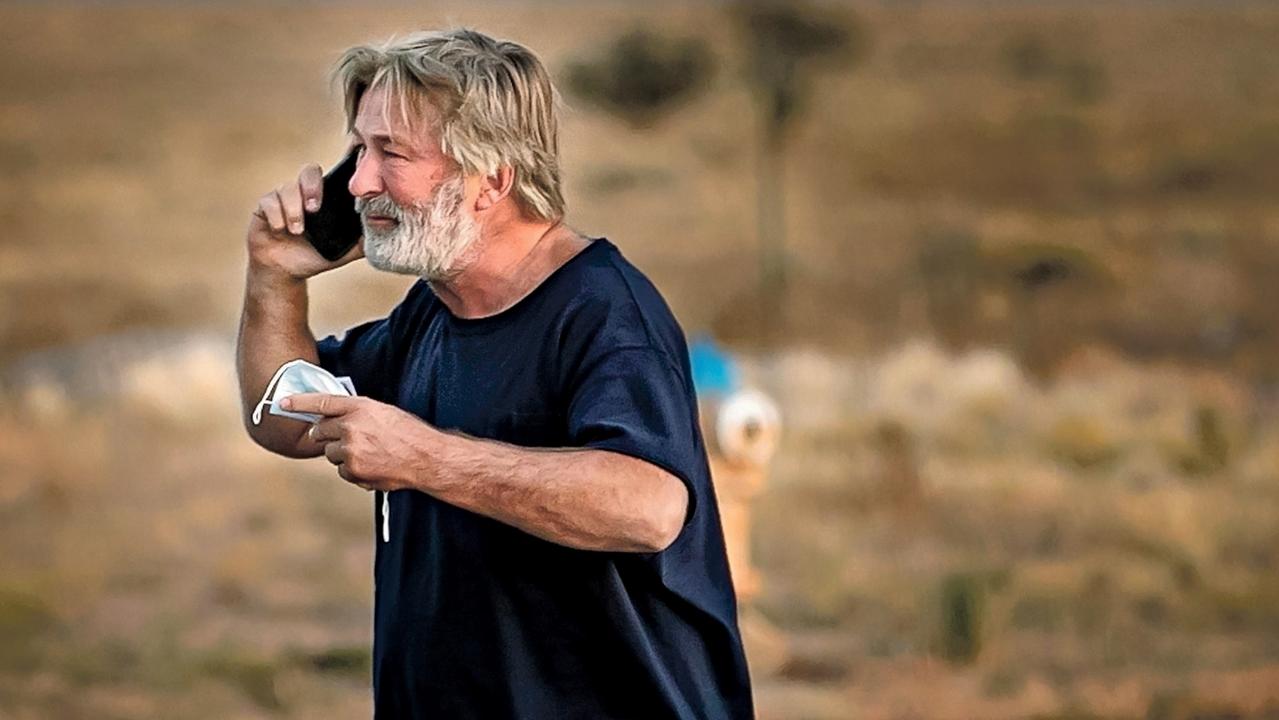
[
  {"left": 757, "top": 77, "right": 791, "bottom": 312},
  {"left": 754, "top": 55, "right": 796, "bottom": 352},
  {"left": 740, "top": 0, "right": 861, "bottom": 355}
]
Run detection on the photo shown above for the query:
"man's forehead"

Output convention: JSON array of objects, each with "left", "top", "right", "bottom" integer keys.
[{"left": 352, "top": 84, "right": 432, "bottom": 147}]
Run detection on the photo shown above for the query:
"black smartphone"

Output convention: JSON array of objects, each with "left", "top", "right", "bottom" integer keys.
[{"left": 303, "top": 149, "right": 363, "bottom": 261}]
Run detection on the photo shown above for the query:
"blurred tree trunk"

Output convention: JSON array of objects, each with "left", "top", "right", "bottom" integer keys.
[
  {"left": 756, "top": 83, "right": 790, "bottom": 345},
  {"left": 736, "top": 1, "right": 863, "bottom": 347}
]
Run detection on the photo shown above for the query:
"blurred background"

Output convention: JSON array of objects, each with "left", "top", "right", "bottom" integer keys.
[{"left": 3, "top": 1, "right": 1279, "bottom": 718}]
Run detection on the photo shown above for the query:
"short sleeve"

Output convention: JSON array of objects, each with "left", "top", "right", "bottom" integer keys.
[
  {"left": 565, "top": 345, "right": 702, "bottom": 531},
  {"left": 315, "top": 282, "right": 423, "bottom": 403},
  {"left": 316, "top": 319, "right": 397, "bottom": 403}
]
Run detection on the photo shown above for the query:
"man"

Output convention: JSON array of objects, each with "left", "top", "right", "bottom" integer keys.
[{"left": 236, "top": 28, "right": 753, "bottom": 718}]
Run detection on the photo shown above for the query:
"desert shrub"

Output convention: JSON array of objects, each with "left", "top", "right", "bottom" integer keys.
[
  {"left": 1151, "top": 122, "right": 1279, "bottom": 199},
  {"left": 1000, "top": 32, "right": 1109, "bottom": 105},
  {"left": 298, "top": 645, "right": 371, "bottom": 677},
  {"left": 60, "top": 639, "right": 140, "bottom": 687},
  {"left": 984, "top": 665, "right": 1029, "bottom": 698},
  {"left": 1011, "top": 592, "right": 1070, "bottom": 633},
  {"left": 1002, "top": 34, "right": 1054, "bottom": 80},
  {"left": 1188, "top": 406, "right": 1230, "bottom": 475},
  {"left": 580, "top": 165, "right": 674, "bottom": 197},
  {"left": 918, "top": 228, "right": 984, "bottom": 349},
  {"left": 0, "top": 586, "right": 58, "bottom": 671},
  {"left": 776, "top": 653, "right": 849, "bottom": 684},
  {"left": 736, "top": 1, "right": 868, "bottom": 132},
  {"left": 201, "top": 647, "right": 284, "bottom": 712},
  {"left": 1147, "top": 691, "right": 1249, "bottom": 720},
  {"left": 1045, "top": 415, "right": 1123, "bottom": 470},
  {"left": 937, "top": 572, "right": 984, "bottom": 664},
  {"left": 1201, "top": 580, "right": 1279, "bottom": 633},
  {"left": 566, "top": 30, "right": 714, "bottom": 129}
]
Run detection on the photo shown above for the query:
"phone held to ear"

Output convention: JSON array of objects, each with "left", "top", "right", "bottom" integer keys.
[{"left": 303, "top": 149, "right": 363, "bottom": 262}]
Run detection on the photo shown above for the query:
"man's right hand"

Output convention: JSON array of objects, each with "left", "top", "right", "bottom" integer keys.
[{"left": 246, "top": 163, "right": 364, "bottom": 280}]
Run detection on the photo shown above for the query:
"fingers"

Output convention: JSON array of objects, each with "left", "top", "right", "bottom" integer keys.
[
  {"left": 276, "top": 185, "right": 305, "bottom": 236},
  {"left": 299, "top": 163, "right": 323, "bottom": 214},
  {"left": 323, "top": 440, "right": 346, "bottom": 465},
  {"left": 258, "top": 192, "right": 286, "bottom": 233},
  {"left": 309, "top": 418, "right": 342, "bottom": 445},
  {"left": 281, "top": 392, "right": 358, "bottom": 417},
  {"left": 254, "top": 164, "right": 322, "bottom": 236},
  {"left": 335, "top": 463, "right": 372, "bottom": 490},
  {"left": 324, "top": 441, "right": 369, "bottom": 490},
  {"left": 334, "top": 236, "right": 366, "bottom": 267}
]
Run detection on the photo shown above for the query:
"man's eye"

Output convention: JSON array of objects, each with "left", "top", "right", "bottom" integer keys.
[{"left": 385, "top": 150, "right": 407, "bottom": 160}]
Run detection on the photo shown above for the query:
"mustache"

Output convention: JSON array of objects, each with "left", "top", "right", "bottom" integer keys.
[{"left": 354, "top": 194, "right": 406, "bottom": 219}]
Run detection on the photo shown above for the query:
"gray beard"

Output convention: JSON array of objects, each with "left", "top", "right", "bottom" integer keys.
[{"left": 355, "top": 175, "right": 480, "bottom": 280}]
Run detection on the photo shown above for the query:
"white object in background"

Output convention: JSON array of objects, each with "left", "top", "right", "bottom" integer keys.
[
  {"left": 251, "top": 358, "right": 356, "bottom": 425},
  {"left": 716, "top": 388, "right": 782, "bottom": 468}
]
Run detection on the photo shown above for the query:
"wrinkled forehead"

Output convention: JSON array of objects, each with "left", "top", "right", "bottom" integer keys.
[{"left": 352, "top": 81, "right": 444, "bottom": 150}]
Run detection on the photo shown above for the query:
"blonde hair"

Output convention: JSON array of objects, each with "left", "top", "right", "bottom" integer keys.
[{"left": 333, "top": 29, "right": 565, "bottom": 221}]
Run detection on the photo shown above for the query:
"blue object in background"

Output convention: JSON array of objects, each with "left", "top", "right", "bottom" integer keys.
[{"left": 688, "top": 334, "right": 741, "bottom": 401}]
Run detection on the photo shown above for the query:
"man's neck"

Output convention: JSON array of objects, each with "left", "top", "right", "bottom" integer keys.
[{"left": 427, "top": 217, "right": 590, "bottom": 320}]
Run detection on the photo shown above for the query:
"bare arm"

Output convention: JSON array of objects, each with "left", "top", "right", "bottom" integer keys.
[
  {"left": 423, "top": 432, "right": 690, "bottom": 553},
  {"left": 290, "top": 394, "right": 690, "bottom": 553},
  {"left": 235, "top": 265, "right": 322, "bottom": 458},
  {"left": 237, "top": 162, "right": 363, "bottom": 458}
]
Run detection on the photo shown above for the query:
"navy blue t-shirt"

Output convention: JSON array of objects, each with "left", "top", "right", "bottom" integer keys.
[{"left": 316, "top": 237, "right": 754, "bottom": 719}]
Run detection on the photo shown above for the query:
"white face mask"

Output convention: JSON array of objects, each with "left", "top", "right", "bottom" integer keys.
[{"left": 251, "top": 359, "right": 356, "bottom": 426}]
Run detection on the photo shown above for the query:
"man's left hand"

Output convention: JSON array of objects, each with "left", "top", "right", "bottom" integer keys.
[{"left": 282, "top": 393, "right": 434, "bottom": 492}]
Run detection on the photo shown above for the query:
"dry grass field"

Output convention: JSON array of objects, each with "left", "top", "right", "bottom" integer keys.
[{"left": 3, "top": 1, "right": 1279, "bottom": 718}]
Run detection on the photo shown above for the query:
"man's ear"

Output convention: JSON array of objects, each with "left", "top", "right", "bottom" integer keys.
[{"left": 475, "top": 166, "right": 516, "bottom": 211}]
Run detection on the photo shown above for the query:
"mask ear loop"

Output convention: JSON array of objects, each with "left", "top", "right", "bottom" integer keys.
[
  {"left": 382, "top": 491, "right": 390, "bottom": 543},
  {"left": 252, "top": 359, "right": 302, "bottom": 426}
]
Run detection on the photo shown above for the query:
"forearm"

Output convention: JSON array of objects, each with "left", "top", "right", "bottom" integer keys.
[
  {"left": 415, "top": 430, "right": 688, "bottom": 553},
  {"left": 236, "top": 262, "right": 321, "bottom": 457}
]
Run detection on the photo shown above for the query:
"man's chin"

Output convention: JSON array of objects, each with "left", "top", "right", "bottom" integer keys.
[
  {"left": 365, "top": 254, "right": 427, "bottom": 277},
  {"left": 363, "top": 247, "right": 443, "bottom": 279},
  {"left": 362, "top": 231, "right": 475, "bottom": 281}
]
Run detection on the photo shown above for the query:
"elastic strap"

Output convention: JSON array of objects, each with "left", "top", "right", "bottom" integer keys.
[{"left": 251, "top": 359, "right": 300, "bottom": 426}]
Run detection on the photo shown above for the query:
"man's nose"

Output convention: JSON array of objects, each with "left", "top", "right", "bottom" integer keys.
[{"left": 348, "top": 150, "right": 383, "bottom": 198}]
